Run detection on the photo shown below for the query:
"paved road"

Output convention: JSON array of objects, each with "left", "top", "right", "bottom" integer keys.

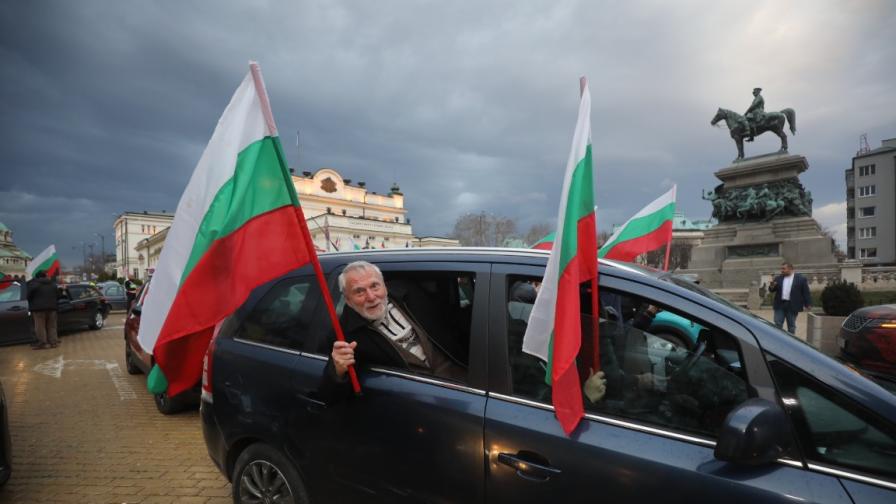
[{"left": 0, "top": 315, "right": 231, "bottom": 504}]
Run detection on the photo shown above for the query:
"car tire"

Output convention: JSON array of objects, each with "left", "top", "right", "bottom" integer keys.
[
  {"left": 89, "top": 310, "right": 105, "bottom": 330},
  {"left": 153, "top": 390, "right": 186, "bottom": 415},
  {"left": 125, "top": 343, "right": 142, "bottom": 375},
  {"left": 232, "top": 443, "right": 309, "bottom": 504}
]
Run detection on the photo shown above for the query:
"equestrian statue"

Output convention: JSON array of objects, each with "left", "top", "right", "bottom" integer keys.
[{"left": 711, "top": 88, "right": 796, "bottom": 162}]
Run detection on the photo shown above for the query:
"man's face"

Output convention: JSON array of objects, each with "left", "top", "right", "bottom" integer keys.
[
  {"left": 344, "top": 268, "right": 388, "bottom": 321},
  {"left": 780, "top": 264, "right": 793, "bottom": 276}
]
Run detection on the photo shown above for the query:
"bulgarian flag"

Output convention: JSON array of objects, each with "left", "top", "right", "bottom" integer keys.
[
  {"left": 598, "top": 186, "right": 676, "bottom": 269},
  {"left": 0, "top": 271, "right": 12, "bottom": 291},
  {"left": 138, "top": 62, "right": 359, "bottom": 397},
  {"left": 530, "top": 232, "right": 555, "bottom": 251},
  {"left": 26, "top": 245, "right": 60, "bottom": 279},
  {"left": 522, "top": 78, "right": 597, "bottom": 435}
]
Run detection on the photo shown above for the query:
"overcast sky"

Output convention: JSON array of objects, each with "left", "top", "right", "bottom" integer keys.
[{"left": 1, "top": 0, "right": 894, "bottom": 268}]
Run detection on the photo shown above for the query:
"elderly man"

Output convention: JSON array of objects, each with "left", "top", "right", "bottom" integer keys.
[{"left": 323, "top": 261, "right": 467, "bottom": 396}]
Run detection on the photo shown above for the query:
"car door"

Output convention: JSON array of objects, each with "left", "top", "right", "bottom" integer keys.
[
  {"left": 303, "top": 261, "right": 490, "bottom": 503},
  {"left": 484, "top": 265, "right": 853, "bottom": 503},
  {"left": 0, "top": 283, "right": 32, "bottom": 344},
  {"left": 56, "top": 286, "right": 76, "bottom": 330}
]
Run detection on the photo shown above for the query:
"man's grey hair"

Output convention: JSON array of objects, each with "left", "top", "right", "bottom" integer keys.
[{"left": 338, "top": 261, "right": 383, "bottom": 293}]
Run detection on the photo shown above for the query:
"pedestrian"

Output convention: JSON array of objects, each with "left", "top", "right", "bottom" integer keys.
[
  {"left": 26, "top": 270, "right": 60, "bottom": 349},
  {"left": 769, "top": 262, "right": 811, "bottom": 334},
  {"left": 124, "top": 275, "right": 138, "bottom": 312}
]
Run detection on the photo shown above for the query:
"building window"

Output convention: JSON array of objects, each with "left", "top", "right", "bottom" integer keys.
[
  {"left": 858, "top": 185, "right": 876, "bottom": 197},
  {"left": 859, "top": 227, "right": 876, "bottom": 239},
  {"left": 859, "top": 206, "right": 876, "bottom": 218},
  {"left": 858, "top": 164, "right": 876, "bottom": 176},
  {"left": 860, "top": 248, "right": 877, "bottom": 259}
]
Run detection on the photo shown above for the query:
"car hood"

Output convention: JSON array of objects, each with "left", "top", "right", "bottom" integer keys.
[{"left": 851, "top": 304, "right": 896, "bottom": 319}]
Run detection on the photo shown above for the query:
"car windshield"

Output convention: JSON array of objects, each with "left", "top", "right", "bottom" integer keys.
[{"left": 662, "top": 273, "right": 804, "bottom": 333}]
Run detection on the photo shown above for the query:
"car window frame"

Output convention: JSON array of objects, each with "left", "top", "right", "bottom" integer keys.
[
  {"left": 322, "top": 259, "right": 492, "bottom": 393},
  {"left": 233, "top": 273, "right": 324, "bottom": 352},
  {"left": 489, "top": 264, "right": 787, "bottom": 446}
]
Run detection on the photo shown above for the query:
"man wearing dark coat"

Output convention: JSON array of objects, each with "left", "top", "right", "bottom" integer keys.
[
  {"left": 26, "top": 270, "right": 60, "bottom": 349},
  {"left": 769, "top": 262, "right": 812, "bottom": 334},
  {"left": 322, "top": 261, "right": 467, "bottom": 401}
]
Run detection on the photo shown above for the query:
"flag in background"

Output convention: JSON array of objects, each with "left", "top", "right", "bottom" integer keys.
[
  {"left": 26, "top": 245, "right": 60, "bottom": 279},
  {"left": 138, "top": 63, "right": 318, "bottom": 397},
  {"left": 522, "top": 78, "right": 597, "bottom": 435},
  {"left": 530, "top": 232, "right": 555, "bottom": 250},
  {"left": 598, "top": 185, "right": 676, "bottom": 268}
]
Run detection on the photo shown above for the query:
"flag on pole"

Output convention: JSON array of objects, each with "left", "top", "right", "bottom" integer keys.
[
  {"left": 348, "top": 237, "right": 362, "bottom": 251},
  {"left": 522, "top": 78, "right": 597, "bottom": 435},
  {"left": 138, "top": 63, "right": 326, "bottom": 397},
  {"left": 0, "top": 271, "right": 13, "bottom": 291},
  {"left": 530, "top": 232, "right": 555, "bottom": 250},
  {"left": 26, "top": 245, "right": 60, "bottom": 279},
  {"left": 598, "top": 185, "right": 676, "bottom": 264}
]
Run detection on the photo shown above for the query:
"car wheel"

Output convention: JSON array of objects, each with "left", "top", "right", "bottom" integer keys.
[
  {"left": 232, "top": 443, "right": 309, "bottom": 504},
  {"left": 125, "top": 343, "right": 142, "bottom": 375},
  {"left": 89, "top": 310, "right": 105, "bottom": 330},
  {"left": 154, "top": 390, "right": 185, "bottom": 415}
]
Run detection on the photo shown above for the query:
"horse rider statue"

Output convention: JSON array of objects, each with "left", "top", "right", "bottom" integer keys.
[{"left": 744, "top": 87, "right": 765, "bottom": 142}]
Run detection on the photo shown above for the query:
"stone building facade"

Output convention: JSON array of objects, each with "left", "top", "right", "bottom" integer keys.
[{"left": 0, "top": 222, "right": 32, "bottom": 277}]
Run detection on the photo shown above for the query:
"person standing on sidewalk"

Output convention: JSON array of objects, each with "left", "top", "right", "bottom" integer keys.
[
  {"left": 124, "top": 276, "right": 138, "bottom": 312},
  {"left": 769, "top": 262, "right": 811, "bottom": 334},
  {"left": 26, "top": 270, "right": 60, "bottom": 349}
]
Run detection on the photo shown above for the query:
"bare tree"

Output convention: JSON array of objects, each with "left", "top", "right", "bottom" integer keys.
[
  {"left": 450, "top": 212, "right": 520, "bottom": 247},
  {"left": 523, "top": 222, "right": 554, "bottom": 246}
]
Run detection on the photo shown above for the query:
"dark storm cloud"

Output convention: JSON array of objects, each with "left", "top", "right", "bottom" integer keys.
[{"left": 1, "top": 0, "right": 894, "bottom": 267}]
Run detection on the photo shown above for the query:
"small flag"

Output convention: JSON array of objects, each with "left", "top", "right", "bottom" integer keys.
[
  {"left": 26, "top": 245, "right": 60, "bottom": 279},
  {"left": 598, "top": 186, "right": 676, "bottom": 265}
]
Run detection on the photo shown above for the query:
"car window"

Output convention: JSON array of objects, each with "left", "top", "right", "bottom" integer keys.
[
  {"left": 104, "top": 284, "right": 123, "bottom": 296},
  {"left": 237, "top": 276, "right": 321, "bottom": 351},
  {"left": 0, "top": 283, "right": 22, "bottom": 302},
  {"left": 327, "top": 268, "right": 476, "bottom": 384},
  {"left": 67, "top": 285, "right": 94, "bottom": 300},
  {"left": 769, "top": 357, "right": 896, "bottom": 480},
  {"left": 505, "top": 276, "right": 751, "bottom": 438}
]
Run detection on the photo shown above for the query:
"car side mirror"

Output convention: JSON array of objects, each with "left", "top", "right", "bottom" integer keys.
[
  {"left": 131, "top": 306, "right": 142, "bottom": 316},
  {"left": 714, "top": 398, "right": 792, "bottom": 466}
]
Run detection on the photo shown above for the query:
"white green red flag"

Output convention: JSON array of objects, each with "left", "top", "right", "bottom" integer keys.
[
  {"left": 26, "top": 245, "right": 60, "bottom": 279},
  {"left": 522, "top": 79, "right": 597, "bottom": 435},
  {"left": 598, "top": 185, "right": 676, "bottom": 265},
  {"left": 530, "top": 232, "right": 555, "bottom": 251},
  {"left": 137, "top": 63, "right": 320, "bottom": 397}
]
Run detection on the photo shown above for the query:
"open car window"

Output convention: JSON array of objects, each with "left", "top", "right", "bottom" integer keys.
[{"left": 505, "top": 276, "right": 753, "bottom": 438}]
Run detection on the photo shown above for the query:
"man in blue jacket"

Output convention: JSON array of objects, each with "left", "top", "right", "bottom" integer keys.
[{"left": 769, "top": 262, "right": 812, "bottom": 334}]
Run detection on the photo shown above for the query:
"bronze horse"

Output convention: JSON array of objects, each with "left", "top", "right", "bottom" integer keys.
[{"left": 711, "top": 107, "right": 796, "bottom": 162}]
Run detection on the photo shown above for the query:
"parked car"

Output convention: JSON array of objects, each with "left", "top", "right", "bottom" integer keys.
[
  {"left": 57, "top": 283, "right": 110, "bottom": 332},
  {"left": 201, "top": 249, "right": 896, "bottom": 503},
  {"left": 838, "top": 304, "right": 896, "bottom": 387},
  {"left": 124, "top": 279, "right": 200, "bottom": 414},
  {"left": 0, "top": 281, "right": 33, "bottom": 345},
  {"left": 97, "top": 281, "right": 128, "bottom": 311},
  {"left": 0, "top": 281, "right": 109, "bottom": 345},
  {"left": 0, "top": 379, "right": 10, "bottom": 486}
]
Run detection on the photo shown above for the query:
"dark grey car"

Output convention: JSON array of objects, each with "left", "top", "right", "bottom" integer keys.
[
  {"left": 98, "top": 282, "right": 128, "bottom": 311},
  {"left": 201, "top": 249, "right": 896, "bottom": 503}
]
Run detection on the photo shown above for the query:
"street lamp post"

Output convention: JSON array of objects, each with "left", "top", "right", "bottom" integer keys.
[{"left": 95, "top": 232, "right": 106, "bottom": 271}]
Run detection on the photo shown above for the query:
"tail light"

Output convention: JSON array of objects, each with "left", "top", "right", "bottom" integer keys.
[{"left": 201, "top": 320, "right": 224, "bottom": 403}]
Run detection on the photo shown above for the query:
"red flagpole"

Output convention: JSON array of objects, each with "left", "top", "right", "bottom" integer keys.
[
  {"left": 251, "top": 61, "right": 361, "bottom": 394},
  {"left": 580, "top": 76, "right": 600, "bottom": 374}
]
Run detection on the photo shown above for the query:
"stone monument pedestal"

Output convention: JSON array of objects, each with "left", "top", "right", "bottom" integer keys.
[
  {"left": 683, "top": 153, "right": 835, "bottom": 289},
  {"left": 686, "top": 217, "right": 835, "bottom": 288}
]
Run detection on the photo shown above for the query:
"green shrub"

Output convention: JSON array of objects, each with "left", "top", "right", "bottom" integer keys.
[
  {"left": 820, "top": 280, "right": 864, "bottom": 316},
  {"left": 861, "top": 291, "right": 896, "bottom": 306}
]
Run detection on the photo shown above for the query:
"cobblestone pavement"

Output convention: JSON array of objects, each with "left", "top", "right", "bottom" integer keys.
[{"left": 0, "top": 314, "right": 231, "bottom": 504}]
